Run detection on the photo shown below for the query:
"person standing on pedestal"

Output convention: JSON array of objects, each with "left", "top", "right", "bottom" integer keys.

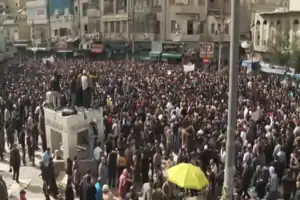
[
  {"left": 49, "top": 71, "right": 61, "bottom": 109},
  {"left": 81, "top": 70, "right": 91, "bottom": 109}
]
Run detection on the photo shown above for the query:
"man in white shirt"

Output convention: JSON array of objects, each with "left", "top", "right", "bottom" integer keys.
[
  {"left": 112, "top": 119, "right": 120, "bottom": 139},
  {"left": 94, "top": 142, "right": 103, "bottom": 168},
  {"left": 81, "top": 70, "right": 91, "bottom": 108}
]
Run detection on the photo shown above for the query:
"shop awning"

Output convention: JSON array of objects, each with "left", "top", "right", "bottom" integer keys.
[
  {"left": 56, "top": 49, "right": 73, "bottom": 53},
  {"left": 149, "top": 51, "right": 161, "bottom": 57},
  {"left": 161, "top": 52, "right": 182, "bottom": 59}
]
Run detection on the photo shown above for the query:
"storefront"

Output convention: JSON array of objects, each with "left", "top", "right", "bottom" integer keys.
[
  {"left": 105, "top": 41, "right": 130, "bottom": 60},
  {"left": 54, "top": 38, "right": 79, "bottom": 58},
  {"left": 161, "top": 42, "right": 184, "bottom": 62},
  {"left": 90, "top": 41, "right": 105, "bottom": 60},
  {"left": 13, "top": 40, "right": 31, "bottom": 57},
  {"left": 27, "top": 46, "right": 52, "bottom": 58},
  {"left": 133, "top": 41, "right": 152, "bottom": 61}
]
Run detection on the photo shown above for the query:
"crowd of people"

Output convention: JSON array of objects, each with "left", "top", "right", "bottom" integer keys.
[{"left": 1, "top": 56, "right": 300, "bottom": 200}]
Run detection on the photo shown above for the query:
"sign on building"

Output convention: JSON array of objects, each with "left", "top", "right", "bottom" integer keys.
[
  {"left": 26, "top": 0, "right": 48, "bottom": 25},
  {"left": 199, "top": 42, "right": 214, "bottom": 58}
]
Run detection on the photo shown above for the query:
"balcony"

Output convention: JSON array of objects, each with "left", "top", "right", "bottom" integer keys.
[
  {"left": 87, "top": 8, "right": 100, "bottom": 17},
  {"left": 3, "top": 16, "right": 17, "bottom": 25}
]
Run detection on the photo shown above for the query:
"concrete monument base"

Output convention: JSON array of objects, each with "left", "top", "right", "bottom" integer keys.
[{"left": 44, "top": 107, "right": 104, "bottom": 160}]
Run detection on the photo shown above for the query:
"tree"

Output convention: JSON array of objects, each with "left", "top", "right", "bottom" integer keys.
[{"left": 267, "top": 30, "right": 300, "bottom": 73}]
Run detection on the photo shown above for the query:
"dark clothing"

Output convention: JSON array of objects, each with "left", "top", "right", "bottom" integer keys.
[
  {"left": 86, "top": 184, "right": 97, "bottom": 200},
  {"left": 65, "top": 185, "right": 75, "bottom": 200},
  {"left": 9, "top": 148, "right": 21, "bottom": 182},
  {"left": 282, "top": 175, "right": 296, "bottom": 200}
]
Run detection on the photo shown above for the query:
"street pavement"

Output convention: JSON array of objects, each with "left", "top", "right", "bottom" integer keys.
[{"left": 0, "top": 149, "right": 50, "bottom": 200}]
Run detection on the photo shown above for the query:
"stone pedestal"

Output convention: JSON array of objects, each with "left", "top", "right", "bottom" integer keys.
[{"left": 44, "top": 107, "right": 104, "bottom": 160}]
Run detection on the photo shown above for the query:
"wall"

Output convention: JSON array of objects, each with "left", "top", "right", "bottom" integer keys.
[
  {"left": 289, "top": 0, "right": 300, "bottom": 11},
  {"left": 26, "top": 0, "right": 48, "bottom": 24},
  {"left": 159, "top": 0, "right": 207, "bottom": 41},
  {"left": 44, "top": 108, "right": 104, "bottom": 160}
]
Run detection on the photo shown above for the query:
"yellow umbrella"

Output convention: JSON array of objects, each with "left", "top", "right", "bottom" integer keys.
[{"left": 167, "top": 163, "right": 209, "bottom": 189}]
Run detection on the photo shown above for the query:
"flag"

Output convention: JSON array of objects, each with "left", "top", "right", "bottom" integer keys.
[{"left": 47, "top": 55, "right": 54, "bottom": 63}]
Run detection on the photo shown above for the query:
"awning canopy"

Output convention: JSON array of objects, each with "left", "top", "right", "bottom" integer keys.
[
  {"left": 149, "top": 51, "right": 161, "bottom": 57},
  {"left": 161, "top": 52, "right": 182, "bottom": 59},
  {"left": 66, "top": 37, "right": 80, "bottom": 43},
  {"left": 27, "top": 47, "right": 51, "bottom": 52}
]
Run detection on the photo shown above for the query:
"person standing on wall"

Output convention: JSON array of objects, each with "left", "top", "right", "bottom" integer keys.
[
  {"left": 9, "top": 144, "right": 21, "bottom": 183},
  {"left": 49, "top": 71, "right": 61, "bottom": 109}
]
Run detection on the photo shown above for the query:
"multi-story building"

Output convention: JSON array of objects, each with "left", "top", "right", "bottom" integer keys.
[
  {"left": 26, "top": 0, "right": 50, "bottom": 46},
  {"left": 0, "top": 0, "right": 30, "bottom": 43},
  {"left": 50, "top": 0, "right": 75, "bottom": 41},
  {"left": 98, "top": 0, "right": 255, "bottom": 42},
  {"left": 252, "top": 0, "right": 295, "bottom": 53}
]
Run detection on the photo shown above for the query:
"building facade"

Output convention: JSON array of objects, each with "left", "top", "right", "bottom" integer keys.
[
  {"left": 49, "top": 0, "right": 74, "bottom": 41},
  {"left": 252, "top": 0, "right": 300, "bottom": 53},
  {"left": 26, "top": 0, "right": 50, "bottom": 45},
  {"left": 97, "top": 0, "right": 255, "bottom": 42},
  {"left": 0, "top": 0, "right": 30, "bottom": 42}
]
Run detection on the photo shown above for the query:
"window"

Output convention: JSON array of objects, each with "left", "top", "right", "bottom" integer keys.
[
  {"left": 188, "top": 0, "right": 194, "bottom": 5},
  {"left": 59, "top": 28, "right": 68, "bottom": 36},
  {"left": 255, "top": 21, "right": 260, "bottom": 46},
  {"left": 199, "top": 22, "right": 204, "bottom": 33},
  {"left": 170, "top": 0, "right": 175, "bottom": 4},
  {"left": 187, "top": 20, "right": 194, "bottom": 35},
  {"left": 104, "top": 22, "right": 109, "bottom": 33},
  {"left": 54, "top": 29, "right": 58, "bottom": 36},
  {"left": 116, "top": 0, "right": 127, "bottom": 13},
  {"left": 110, "top": 21, "right": 115, "bottom": 33},
  {"left": 122, "top": 21, "right": 127, "bottom": 32},
  {"left": 210, "top": 23, "right": 215, "bottom": 34},
  {"left": 116, "top": 21, "right": 121, "bottom": 33},
  {"left": 104, "top": 0, "right": 113, "bottom": 14},
  {"left": 74, "top": 6, "right": 78, "bottom": 13},
  {"left": 171, "top": 20, "right": 176, "bottom": 33},
  {"left": 217, "top": 23, "right": 221, "bottom": 33},
  {"left": 152, "top": 0, "right": 159, "bottom": 6},
  {"left": 84, "top": 24, "right": 88, "bottom": 33},
  {"left": 224, "top": 24, "right": 229, "bottom": 34},
  {"left": 155, "top": 20, "right": 160, "bottom": 34},
  {"left": 198, "top": 0, "right": 205, "bottom": 5},
  {"left": 82, "top": 3, "right": 88, "bottom": 16}
]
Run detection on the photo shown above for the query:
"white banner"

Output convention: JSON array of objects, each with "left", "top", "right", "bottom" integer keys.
[{"left": 183, "top": 63, "right": 195, "bottom": 72}]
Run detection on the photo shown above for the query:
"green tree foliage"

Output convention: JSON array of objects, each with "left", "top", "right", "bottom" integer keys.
[{"left": 268, "top": 30, "right": 300, "bottom": 73}]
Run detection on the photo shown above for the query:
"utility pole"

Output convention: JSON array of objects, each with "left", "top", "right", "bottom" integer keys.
[
  {"left": 222, "top": 0, "right": 240, "bottom": 200},
  {"left": 78, "top": 0, "right": 82, "bottom": 37},
  {"left": 131, "top": 0, "right": 135, "bottom": 60},
  {"left": 47, "top": 0, "right": 51, "bottom": 48},
  {"left": 163, "top": 0, "right": 167, "bottom": 41},
  {"left": 218, "top": 0, "right": 225, "bottom": 70}
]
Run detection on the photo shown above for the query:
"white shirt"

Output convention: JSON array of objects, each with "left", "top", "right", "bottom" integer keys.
[
  {"left": 112, "top": 122, "right": 119, "bottom": 138},
  {"left": 94, "top": 146, "right": 103, "bottom": 161},
  {"left": 220, "top": 149, "right": 226, "bottom": 163},
  {"left": 4, "top": 108, "right": 10, "bottom": 122},
  {"left": 243, "top": 151, "right": 251, "bottom": 163},
  {"left": 27, "top": 116, "right": 33, "bottom": 129},
  {"left": 81, "top": 75, "right": 88, "bottom": 90}
]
